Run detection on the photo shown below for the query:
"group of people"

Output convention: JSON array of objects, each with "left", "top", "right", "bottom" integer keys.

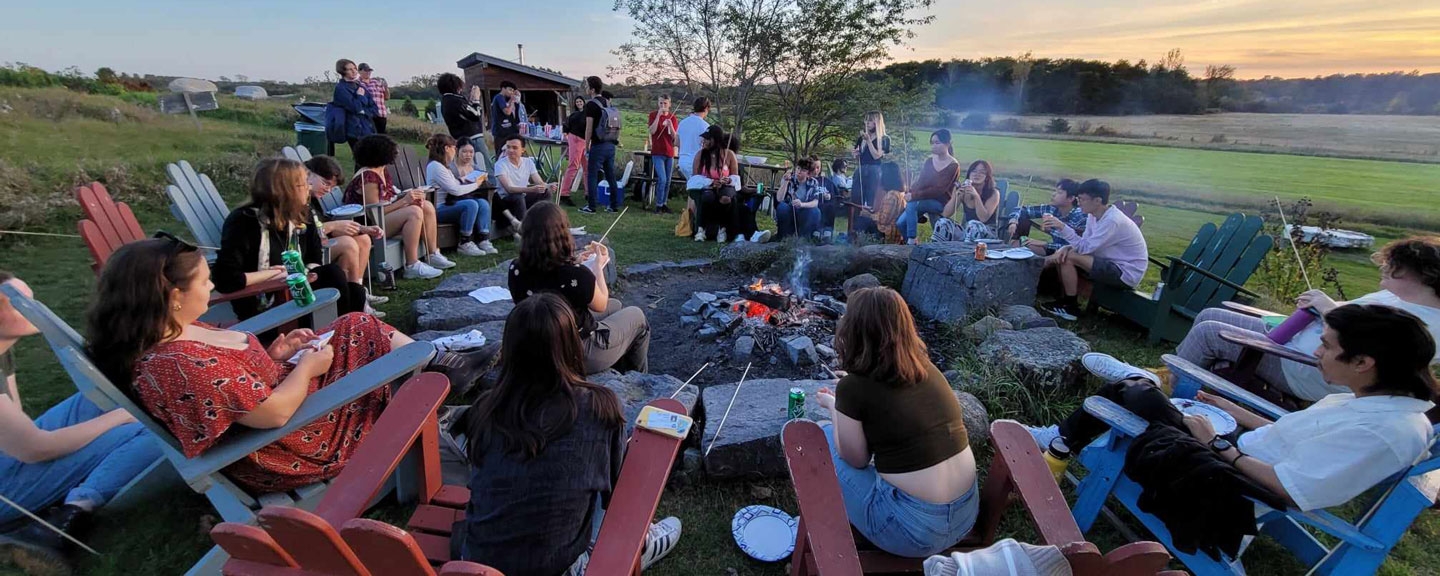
[{"left": 326, "top": 59, "right": 391, "bottom": 157}]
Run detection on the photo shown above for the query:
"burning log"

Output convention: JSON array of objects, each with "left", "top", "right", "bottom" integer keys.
[{"left": 740, "top": 287, "right": 794, "bottom": 312}]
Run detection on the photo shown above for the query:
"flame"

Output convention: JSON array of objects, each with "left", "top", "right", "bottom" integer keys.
[
  {"left": 748, "top": 278, "right": 788, "bottom": 295},
  {"left": 733, "top": 300, "right": 774, "bottom": 319}
]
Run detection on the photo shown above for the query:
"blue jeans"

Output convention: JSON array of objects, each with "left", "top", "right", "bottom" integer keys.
[
  {"left": 436, "top": 197, "right": 490, "bottom": 237},
  {"left": 0, "top": 394, "right": 160, "bottom": 524},
  {"left": 586, "top": 142, "right": 620, "bottom": 210},
  {"left": 858, "top": 164, "right": 883, "bottom": 207},
  {"left": 896, "top": 199, "right": 947, "bottom": 240},
  {"left": 652, "top": 155, "right": 674, "bottom": 208},
  {"left": 822, "top": 423, "right": 978, "bottom": 558},
  {"left": 776, "top": 204, "right": 821, "bottom": 239}
]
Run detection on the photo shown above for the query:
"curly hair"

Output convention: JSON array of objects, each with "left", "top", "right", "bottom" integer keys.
[
  {"left": 518, "top": 201, "right": 575, "bottom": 271},
  {"left": 1373, "top": 236, "right": 1440, "bottom": 297},
  {"left": 436, "top": 73, "right": 464, "bottom": 96},
  {"left": 353, "top": 134, "right": 398, "bottom": 169}
]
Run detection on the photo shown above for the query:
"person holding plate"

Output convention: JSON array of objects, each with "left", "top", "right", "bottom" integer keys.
[{"left": 424, "top": 134, "right": 497, "bottom": 256}]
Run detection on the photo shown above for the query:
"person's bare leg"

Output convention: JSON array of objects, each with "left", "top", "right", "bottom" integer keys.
[
  {"left": 421, "top": 200, "right": 439, "bottom": 254},
  {"left": 388, "top": 330, "right": 414, "bottom": 348},
  {"left": 385, "top": 206, "right": 423, "bottom": 265},
  {"left": 1068, "top": 252, "right": 1095, "bottom": 273},
  {"left": 327, "top": 236, "right": 362, "bottom": 282},
  {"left": 351, "top": 233, "right": 373, "bottom": 282},
  {"left": 1058, "top": 259, "right": 1079, "bottom": 296}
]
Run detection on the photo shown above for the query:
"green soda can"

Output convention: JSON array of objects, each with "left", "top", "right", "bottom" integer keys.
[
  {"left": 286, "top": 273, "right": 315, "bottom": 307},
  {"left": 787, "top": 387, "right": 805, "bottom": 420},
  {"left": 281, "top": 250, "right": 305, "bottom": 275}
]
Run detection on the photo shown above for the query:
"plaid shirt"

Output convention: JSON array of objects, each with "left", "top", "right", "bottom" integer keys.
[
  {"left": 1010, "top": 204, "right": 1087, "bottom": 251},
  {"left": 359, "top": 77, "right": 389, "bottom": 117}
]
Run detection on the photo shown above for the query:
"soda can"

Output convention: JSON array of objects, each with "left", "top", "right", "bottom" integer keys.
[
  {"left": 974, "top": 242, "right": 987, "bottom": 261},
  {"left": 1151, "top": 282, "right": 1166, "bottom": 301},
  {"left": 281, "top": 250, "right": 305, "bottom": 275},
  {"left": 787, "top": 387, "right": 805, "bottom": 420},
  {"left": 286, "top": 273, "right": 315, "bottom": 307}
]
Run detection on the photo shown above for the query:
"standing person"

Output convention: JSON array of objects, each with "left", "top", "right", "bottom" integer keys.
[
  {"left": 580, "top": 76, "right": 622, "bottom": 214},
  {"left": 357, "top": 63, "right": 389, "bottom": 134},
  {"left": 895, "top": 130, "right": 960, "bottom": 244},
  {"left": 438, "top": 73, "right": 487, "bottom": 153},
  {"left": 690, "top": 125, "right": 740, "bottom": 243},
  {"left": 455, "top": 293, "right": 680, "bottom": 575},
  {"left": 303, "top": 155, "right": 389, "bottom": 309},
  {"left": 645, "top": 94, "right": 680, "bottom": 214},
  {"left": 560, "top": 95, "right": 589, "bottom": 206},
  {"left": 493, "top": 136, "right": 559, "bottom": 233},
  {"left": 814, "top": 287, "right": 979, "bottom": 557},
  {"left": 936, "top": 160, "right": 1001, "bottom": 242},
  {"left": 343, "top": 134, "right": 452, "bottom": 279},
  {"left": 775, "top": 158, "right": 827, "bottom": 241},
  {"left": 1007, "top": 179, "right": 1087, "bottom": 256},
  {"left": 1043, "top": 179, "right": 1148, "bottom": 321},
  {"left": 326, "top": 59, "right": 377, "bottom": 160},
  {"left": 0, "top": 274, "right": 160, "bottom": 575},
  {"left": 489, "top": 81, "right": 526, "bottom": 157},
  {"left": 852, "top": 110, "right": 890, "bottom": 207},
  {"left": 423, "top": 134, "right": 497, "bottom": 256},
  {"left": 677, "top": 97, "right": 712, "bottom": 180}
]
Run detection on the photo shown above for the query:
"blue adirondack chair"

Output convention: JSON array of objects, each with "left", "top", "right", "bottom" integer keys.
[
  {"left": 1091, "top": 213, "right": 1274, "bottom": 343},
  {"left": 0, "top": 284, "right": 438, "bottom": 575},
  {"left": 1068, "top": 353, "right": 1440, "bottom": 576},
  {"left": 165, "top": 160, "right": 230, "bottom": 257}
]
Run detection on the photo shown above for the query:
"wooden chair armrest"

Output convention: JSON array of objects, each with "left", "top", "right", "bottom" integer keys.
[
  {"left": 989, "top": 420, "right": 1085, "bottom": 546},
  {"left": 588, "top": 398, "right": 690, "bottom": 575},
  {"left": 780, "top": 420, "right": 863, "bottom": 575},
  {"left": 1147, "top": 256, "right": 1170, "bottom": 270},
  {"left": 1082, "top": 397, "right": 1148, "bottom": 438},
  {"left": 170, "top": 341, "right": 436, "bottom": 487},
  {"left": 228, "top": 288, "right": 340, "bottom": 335},
  {"left": 1164, "top": 256, "right": 1261, "bottom": 298},
  {"left": 438, "top": 560, "right": 505, "bottom": 575},
  {"left": 1218, "top": 330, "right": 1319, "bottom": 367},
  {"left": 209, "top": 277, "right": 289, "bottom": 306},
  {"left": 1221, "top": 301, "right": 1281, "bottom": 318},
  {"left": 1162, "top": 354, "right": 1290, "bottom": 420}
]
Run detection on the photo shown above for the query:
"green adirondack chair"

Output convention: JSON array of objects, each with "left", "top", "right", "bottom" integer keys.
[{"left": 1091, "top": 213, "right": 1273, "bottom": 343}]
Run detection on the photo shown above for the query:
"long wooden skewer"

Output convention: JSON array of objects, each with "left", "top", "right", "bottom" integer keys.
[
  {"left": 1274, "top": 196, "right": 1313, "bottom": 291},
  {"left": 705, "top": 362, "right": 752, "bottom": 457},
  {"left": 669, "top": 362, "right": 711, "bottom": 399},
  {"left": 0, "top": 493, "right": 101, "bottom": 556},
  {"left": 598, "top": 206, "right": 629, "bottom": 243},
  {"left": 821, "top": 364, "right": 839, "bottom": 380}
]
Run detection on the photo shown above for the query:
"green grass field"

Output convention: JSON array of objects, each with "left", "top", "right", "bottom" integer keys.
[{"left": 0, "top": 87, "right": 1435, "bottom": 575}]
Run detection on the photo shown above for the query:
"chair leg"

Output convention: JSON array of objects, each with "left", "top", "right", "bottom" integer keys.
[{"left": 1072, "top": 437, "right": 1128, "bottom": 533}]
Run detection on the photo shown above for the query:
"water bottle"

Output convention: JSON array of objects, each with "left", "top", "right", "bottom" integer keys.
[{"left": 1043, "top": 437, "right": 1071, "bottom": 484}]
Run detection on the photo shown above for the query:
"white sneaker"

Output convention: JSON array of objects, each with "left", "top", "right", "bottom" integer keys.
[
  {"left": 693, "top": 229, "right": 706, "bottom": 242},
  {"left": 734, "top": 234, "right": 746, "bottom": 243},
  {"left": 404, "top": 261, "right": 443, "bottom": 279},
  {"left": 476, "top": 240, "right": 499, "bottom": 255},
  {"left": 364, "top": 303, "right": 387, "bottom": 319},
  {"left": 457, "top": 242, "right": 484, "bottom": 257},
  {"left": 640, "top": 517, "right": 682, "bottom": 570},
  {"left": 750, "top": 230, "right": 772, "bottom": 243},
  {"left": 1081, "top": 352, "right": 1160, "bottom": 386},
  {"left": 1025, "top": 424, "right": 1060, "bottom": 451},
  {"left": 717, "top": 228, "right": 728, "bottom": 243},
  {"left": 426, "top": 252, "right": 457, "bottom": 269},
  {"left": 365, "top": 292, "right": 389, "bottom": 305}
]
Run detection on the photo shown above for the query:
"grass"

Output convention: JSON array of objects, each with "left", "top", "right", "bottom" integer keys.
[{"left": 0, "top": 86, "right": 1435, "bottom": 575}]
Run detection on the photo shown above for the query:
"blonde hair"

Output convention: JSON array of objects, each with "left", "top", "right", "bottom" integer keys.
[{"left": 865, "top": 110, "right": 887, "bottom": 141}]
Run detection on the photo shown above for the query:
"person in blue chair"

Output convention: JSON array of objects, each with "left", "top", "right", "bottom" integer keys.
[{"left": 0, "top": 273, "right": 161, "bottom": 575}]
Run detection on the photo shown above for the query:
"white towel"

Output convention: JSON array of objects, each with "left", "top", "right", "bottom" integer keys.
[{"left": 468, "top": 286, "right": 512, "bottom": 304}]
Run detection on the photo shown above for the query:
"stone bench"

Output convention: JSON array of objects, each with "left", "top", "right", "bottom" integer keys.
[{"left": 901, "top": 242, "right": 1043, "bottom": 323}]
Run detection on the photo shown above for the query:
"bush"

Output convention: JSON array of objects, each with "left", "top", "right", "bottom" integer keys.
[
  {"left": 959, "top": 112, "right": 991, "bottom": 131},
  {"left": 937, "top": 109, "right": 957, "bottom": 128},
  {"left": 1092, "top": 125, "right": 1118, "bottom": 137},
  {"left": 1045, "top": 117, "right": 1070, "bottom": 134},
  {"left": 1210, "top": 133, "right": 1228, "bottom": 143},
  {"left": 994, "top": 118, "right": 1024, "bottom": 132},
  {"left": 423, "top": 100, "right": 437, "bottom": 119},
  {"left": 1251, "top": 197, "right": 1347, "bottom": 305},
  {"left": 400, "top": 97, "right": 418, "bottom": 118},
  {"left": 1075, "top": 120, "right": 1092, "bottom": 134}
]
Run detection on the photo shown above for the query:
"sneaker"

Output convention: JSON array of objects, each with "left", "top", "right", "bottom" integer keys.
[
  {"left": 693, "top": 229, "right": 706, "bottom": 242},
  {"left": 606, "top": 206, "right": 620, "bottom": 213},
  {"left": 427, "top": 252, "right": 457, "bottom": 269},
  {"left": 733, "top": 234, "right": 746, "bottom": 243},
  {"left": 1025, "top": 424, "right": 1061, "bottom": 451},
  {"left": 475, "top": 240, "right": 499, "bottom": 255},
  {"left": 1081, "top": 352, "right": 1161, "bottom": 386},
  {"left": 750, "top": 230, "right": 772, "bottom": 243},
  {"left": 0, "top": 503, "right": 87, "bottom": 576},
  {"left": 717, "top": 228, "right": 728, "bottom": 243},
  {"left": 364, "top": 304, "right": 387, "bottom": 319},
  {"left": 404, "top": 261, "right": 443, "bottom": 279},
  {"left": 1044, "top": 302, "right": 1079, "bottom": 322},
  {"left": 560, "top": 196, "right": 576, "bottom": 206},
  {"left": 512, "top": 233, "right": 522, "bottom": 243},
  {"left": 457, "top": 242, "right": 485, "bottom": 257},
  {"left": 579, "top": 205, "right": 596, "bottom": 214},
  {"left": 365, "top": 292, "right": 389, "bottom": 305},
  {"left": 640, "top": 517, "right": 682, "bottom": 570}
]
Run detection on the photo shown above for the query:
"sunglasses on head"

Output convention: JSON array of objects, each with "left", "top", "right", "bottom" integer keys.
[{"left": 152, "top": 230, "right": 198, "bottom": 253}]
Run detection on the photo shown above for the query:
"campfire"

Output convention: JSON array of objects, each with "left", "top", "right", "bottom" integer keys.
[{"left": 679, "top": 277, "right": 845, "bottom": 371}]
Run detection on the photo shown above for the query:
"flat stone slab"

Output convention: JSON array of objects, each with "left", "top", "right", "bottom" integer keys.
[
  {"left": 590, "top": 370, "right": 700, "bottom": 437},
  {"left": 413, "top": 297, "right": 514, "bottom": 332},
  {"left": 977, "top": 327, "right": 1091, "bottom": 388},
  {"left": 623, "top": 259, "right": 714, "bottom": 277},
  {"left": 425, "top": 267, "right": 512, "bottom": 298},
  {"left": 411, "top": 320, "right": 508, "bottom": 345},
  {"left": 901, "top": 242, "right": 1043, "bottom": 323},
  {"left": 701, "top": 378, "right": 834, "bottom": 480}
]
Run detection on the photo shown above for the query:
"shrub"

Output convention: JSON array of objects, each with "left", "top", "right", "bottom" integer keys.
[
  {"left": 400, "top": 97, "right": 418, "bottom": 117},
  {"left": 994, "top": 118, "right": 1024, "bottom": 132},
  {"left": 1075, "top": 120, "right": 1092, "bottom": 134},
  {"left": 959, "top": 112, "right": 990, "bottom": 131},
  {"left": 1251, "top": 197, "right": 1347, "bottom": 306},
  {"left": 1092, "top": 125, "right": 1118, "bottom": 137},
  {"left": 424, "top": 99, "right": 437, "bottom": 119},
  {"left": 938, "top": 109, "right": 957, "bottom": 128},
  {"left": 1045, "top": 117, "right": 1071, "bottom": 134},
  {"left": 1210, "top": 133, "right": 1228, "bottom": 143}
]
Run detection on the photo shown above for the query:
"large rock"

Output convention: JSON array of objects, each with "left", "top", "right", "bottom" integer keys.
[
  {"left": 413, "top": 297, "right": 514, "bottom": 332},
  {"left": 591, "top": 371, "right": 700, "bottom": 437},
  {"left": 977, "top": 328, "right": 1091, "bottom": 388},
  {"left": 962, "top": 316, "right": 1013, "bottom": 343},
  {"left": 842, "top": 273, "right": 881, "bottom": 298},
  {"left": 956, "top": 391, "right": 991, "bottom": 447},
  {"left": 702, "top": 378, "right": 832, "bottom": 480},
  {"left": 997, "top": 305, "right": 1043, "bottom": 327},
  {"left": 901, "top": 242, "right": 1043, "bottom": 323},
  {"left": 425, "top": 267, "right": 511, "bottom": 298},
  {"left": 623, "top": 258, "right": 713, "bottom": 278},
  {"left": 781, "top": 335, "right": 817, "bottom": 365},
  {"left": 411, "top": 320, "right": 508, "bottom": 346},
  {"left": 854, "top": 243, "right": 913, "bottom": 278}
]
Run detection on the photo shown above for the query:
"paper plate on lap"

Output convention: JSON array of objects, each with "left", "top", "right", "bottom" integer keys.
[
  {"left": 732, "top": 505, "right": 798, "bottom": 562},
  {"left": 327, "top": 204, "right": 363, "bottom": 218},
  {"left": 1171, "top": 398, "right": 1237, "bottom": 436}
]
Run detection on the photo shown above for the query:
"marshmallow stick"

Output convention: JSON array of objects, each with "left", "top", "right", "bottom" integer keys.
[
  {"left": 821, "top": 364, "right": 839, "bottom": 380},
  {"left": 0, "top": 493, "right": 100, "bottom": 556},
  {"left": 705, "top": 362, "right": 752, "bottom": 457},
  {"left": 1274, "top": 196, "right": 1313, "bottom": 291},
  {"left": 598, "top": 207, "right": 629, "bottom": 243},
  {"left": 669, "top": 362, "right": 711, "bottom": 399}
]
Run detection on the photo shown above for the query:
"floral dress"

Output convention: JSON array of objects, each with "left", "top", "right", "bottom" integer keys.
[{"left": 132, "top": 312, "right": 396, "bottom": 493}]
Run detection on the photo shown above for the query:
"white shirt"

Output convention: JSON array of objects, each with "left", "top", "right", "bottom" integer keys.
[
  {"left": 425, "top": 160, "right": 480, "bottom": 206},
  {"left": 1280, "top": 290, "right": 1440, "bottom": 401},
  {"left": 676, "top": 114, "right": 710, "bottom": 179},
  {"left": 1238, "top": 393, "right": 1434, "bottom": 511},
  {"left": 493, "top": 156, "right": 538, "bottom": 197}
]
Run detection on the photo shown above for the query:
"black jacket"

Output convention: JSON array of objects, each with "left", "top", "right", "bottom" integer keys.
[
  {"left": 213, "top": 204, "right": 325, "bottom": 319},
  {"left": 442, "top": 93, "right": 484, "bottom": 142}
]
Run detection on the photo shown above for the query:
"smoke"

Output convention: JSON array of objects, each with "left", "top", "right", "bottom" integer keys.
[{"left": 788, "top": 247, "right": 812, "bottom": 300}]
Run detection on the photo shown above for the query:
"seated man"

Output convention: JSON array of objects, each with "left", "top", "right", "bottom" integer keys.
[
  {"left": 0, "top": 274, "right": 161, "bottom": 574},
  {"left": 1006, "top": 178, "right": 1087, "bottom": 255},
  {"left": 820, "top": 158, "right": 852, "bottom": 242},
  {"left": 1043, "top": 179, "right": 1148, "bottom": 321},
  {"left": 774, "top": 158, "right": 828, "bottom": 241}
]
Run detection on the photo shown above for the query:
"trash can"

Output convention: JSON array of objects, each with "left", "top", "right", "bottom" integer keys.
[{"left": 295, "top": 122, "right": 327, "bottom": 153}]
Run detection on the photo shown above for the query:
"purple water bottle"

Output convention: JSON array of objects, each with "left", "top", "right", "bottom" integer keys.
[{"left": 1268, "top": 307, "right": 1319, "bottom": 344}]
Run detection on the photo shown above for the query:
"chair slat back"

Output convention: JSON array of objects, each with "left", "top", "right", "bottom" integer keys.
[
  {"left": 319, "top": 187, "right": 346, "bottom": 214},
  {"left": 211, "top": 522, "right": 300, "bottom": 570},
  {"left": 282, "top": 146, "right": 303, "bottom": 162},
  {"left": 386, "top": 145, "right": 426, "bottom": 192},
  {"left": 257, "top": 507, "right": 369, "bottom": 576},
  {"left": 339, "top": 519, "right": 439, "bottom": 576},
  {"left": 588, "top": 398, "right": 689, "bottom": 575},
  {"left": 782, "top": 420, "right": 865, "bottom": 576},
  {"left": 74, "top": 182, "right": 145, "bottom": 273},
  {"left": 296, "top": 145, "right": 313, "bottom": 162},
  {"left": 166, "top": 160, "right": 229, "bottom": 249},
  {"left": 1176, "top": 214, "right": 1265, "bottom": 309}
]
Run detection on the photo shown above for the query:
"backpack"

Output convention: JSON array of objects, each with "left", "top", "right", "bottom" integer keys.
[{"left": 593, "top": 97, "right": 622, "bottom": 143}]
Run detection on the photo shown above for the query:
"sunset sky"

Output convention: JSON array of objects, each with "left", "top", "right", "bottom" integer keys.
[{"left": 2, "top": 0, "right": 1435, "bottom": 82}]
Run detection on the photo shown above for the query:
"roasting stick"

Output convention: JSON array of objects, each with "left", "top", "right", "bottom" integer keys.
[
  {"left": 1274, "top": 196, "right": 1313, "bottom": 291},
  {"left": 821, "top": 364, "right": 839, "bottom": 380},
  {"left": 705, "top": 362, "right": 752, "bottom": 457},
  {"left": 0, "top": 493, "right": 100, "bottom": 556},
  {"left": 598, "top": 206, "right": 629, "bottom": 243},
  {"left": 668, "top": 362, "right": 712, "bottom": 399}
]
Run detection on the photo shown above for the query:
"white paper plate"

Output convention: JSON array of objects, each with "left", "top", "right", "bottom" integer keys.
[
  {"left": 732, "top": 505, "right": 798, "bottom": 562},
  {"left": 1002, "top": 248, "right": 1037, "bottom": 260},
  {"left": 1171, "top": 398, "right": 1238, "bottom": 436},
  {"left": 327, "top": 204, "right": 363, "bottom": 218}
]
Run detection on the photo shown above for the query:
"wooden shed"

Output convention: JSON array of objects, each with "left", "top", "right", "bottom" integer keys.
[{"left": 456, "top": 52, "right": 582, "bottom": 128}]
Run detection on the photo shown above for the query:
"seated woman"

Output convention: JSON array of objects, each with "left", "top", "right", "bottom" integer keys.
[
  {"left": 935, "top": 160, "right": 1000, "bottom": 242},
  {"left": 508, "top": 202, "right": 649, "bottom": 375},
  {"left": 85, "top": 238, "right": 494, "bottom": 493},
  {"left": 492, "top": 136, "right": 558, "bottom": 236},
  {"left": 1177, "top": 236, "right": 1440, "bottom": 403},
  {"left": 303, "top": 156, "right": 388, "bottom": 310},
  {"left": 895, "top": 129, "right": 960, "bottom": 245},
  {"left": 689, "top": 125, "right": 740, "bottom": 243},
  {"left": 213, "top": 158, "right": 369, "bottom": 319},
  {"left": 775, "top": 157, "right": 827, "bottom": 241},
  {"left": 343, "top": 134, "right": 452, "bottom": 280},
  {"left": 454, "top": 293, "right": 680, "bottom": 575},
  {"left": 423, "top": 134, "right": 497, "bottom": 256},
  {"left": 819, "top": 158, "right": 850, "bottom": 242},
  {"left": 815, "top": 287, "right": 979, "bottom": 557}
]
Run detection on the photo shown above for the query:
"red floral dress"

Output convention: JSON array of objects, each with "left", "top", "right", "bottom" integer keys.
[{"left": 132, "top": 312, "right": 396, "bottom": 493}]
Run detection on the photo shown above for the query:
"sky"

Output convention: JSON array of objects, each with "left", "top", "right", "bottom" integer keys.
[{"left": 2, "top": 0, "right": 1436, "bottom": 83}]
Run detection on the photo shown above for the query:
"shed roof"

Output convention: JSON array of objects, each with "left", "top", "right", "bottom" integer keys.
[{"left": 456, "top": 52, "right": 581, "bottom": 88}]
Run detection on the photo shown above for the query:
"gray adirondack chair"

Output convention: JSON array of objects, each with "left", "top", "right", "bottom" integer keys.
[
  {"left": 388, "top": 144, "right": 458, "bottom": 249},
  {"left": 280, "top": 145, "right": 313, "bottom": 163},
  {"left": 0, "top": 284, "right": 437, "bottom": 575},
  {"left": 165, "top": 160, "right": 230, "bottom": 258}
]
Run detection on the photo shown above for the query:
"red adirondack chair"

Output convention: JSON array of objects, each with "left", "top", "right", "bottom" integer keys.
[{"left": 782, "top": 419, "right": 1185, "bottom": 576}]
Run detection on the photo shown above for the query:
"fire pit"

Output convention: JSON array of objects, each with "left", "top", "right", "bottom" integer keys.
[{"left": 679, "top": 277, "right": 846, "bottom": 370}]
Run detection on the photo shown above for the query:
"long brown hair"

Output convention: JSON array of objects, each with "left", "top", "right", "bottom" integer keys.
[
  {"left": 835, "top": 287, "right": 930, "bottom": 386},
  {"left": 467, "top": 293, "right": 623, "bottom": 459},
  {"left": 86, "top": 237, "right": 205, "bottom": 389},
  {"left": 966, "top": 159, "right": 996, "bottom": 203},
  {"left": 248, "top": 158, "right": 309, "bottom": 233},
  {"left": 518, "top": 201, "right": 575, "bottom": 271},
  {"left": 425, "top": 133, "right": 456, "bottom": 165}
]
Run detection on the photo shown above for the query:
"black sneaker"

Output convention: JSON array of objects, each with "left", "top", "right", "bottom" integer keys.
[
  {"left": 1044, "top": 302, "right": 1079, "bottom": 322},
  {"left": 578, "top": 205, "right": 596, "bottom": 214},
  {"left": 560, "top": 196, "right": 576, "bottom": 207},
  {"left": 0, "top": 504, "right": 88, "bottom": 576},
  {"left": 606, "top": 206, "right": 620, "bottom": 213}
]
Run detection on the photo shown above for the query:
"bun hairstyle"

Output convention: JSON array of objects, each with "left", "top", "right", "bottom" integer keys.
[
  {"left": 931, "top": 129, "right": 954, "bottom": 156},
  {"left": 426, "top": 133, "right": 457, "bottom": 165}
]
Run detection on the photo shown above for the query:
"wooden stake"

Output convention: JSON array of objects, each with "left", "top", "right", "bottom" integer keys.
[
  {"left": 0, "top": 493, "right": 101, "bottom": 556},
  {"left": 598, "top": 206, "right": 629, "bottom": 243},
  {"left": 705, "top": 362, "right": 752, "bottom": 457},
  {"left": 1274, "top": 196, "right": 1313, "bottom": 291},
  {"left": 669, "top": 362, "right": 711, "bottom": 399}
]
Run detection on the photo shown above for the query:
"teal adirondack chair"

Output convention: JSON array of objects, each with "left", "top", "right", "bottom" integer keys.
[
  {"left": 1069, "top": 354, "right": 1440, "bottom": 576},
  {"left": 165, "top": 160, "right": 230, "bottom": 257},
  {"left": 1091, "top": 213, "right": 1273, "bottom": 343},
  {"left": 0, "top": 284, "right": 437, "bottom": 575}
]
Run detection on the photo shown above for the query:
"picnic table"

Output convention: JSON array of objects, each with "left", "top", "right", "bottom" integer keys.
[{"left": 527, "top": 135, "right": 568, "bottom": 182}]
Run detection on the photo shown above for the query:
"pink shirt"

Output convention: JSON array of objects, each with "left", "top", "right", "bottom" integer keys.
[{"left": 1056, "top": 205, "right": 1149, "bottom": 287}]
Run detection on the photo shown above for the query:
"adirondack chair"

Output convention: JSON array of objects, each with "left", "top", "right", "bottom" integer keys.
[
  {"left": 0, "top": 284, "right": 438, "bottom": 575},
  {"left": 1117, "top": 200, "right": 1146, "bottom": 228},
  {"left": 782, "top": 419, "right": 1180, "bottom": 575},
  {"left": 166, "top": 160, "right": 231, "bottom": 257},
  {"left": 281, "top": 145, "right": 314, "bottom": 163},
  {"left": 73, "top": 182, "right": 289, "bottom": 326},
  {"left": 1068, "top": 353, "right": 1440, "bottom": 576},
  {"left": 1090, "top": 213, "right": 1273, "bottom": 343},
  {"left": 210, "top": 373, "right": 503, "bottom": 576},
  {"left": 387, "top": 144, "right": 458, "bottom": 250}
]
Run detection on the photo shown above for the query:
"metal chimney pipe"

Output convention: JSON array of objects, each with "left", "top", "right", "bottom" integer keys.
[{"left": 517, "top": 44, "right": 525, "bottom": 65}]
